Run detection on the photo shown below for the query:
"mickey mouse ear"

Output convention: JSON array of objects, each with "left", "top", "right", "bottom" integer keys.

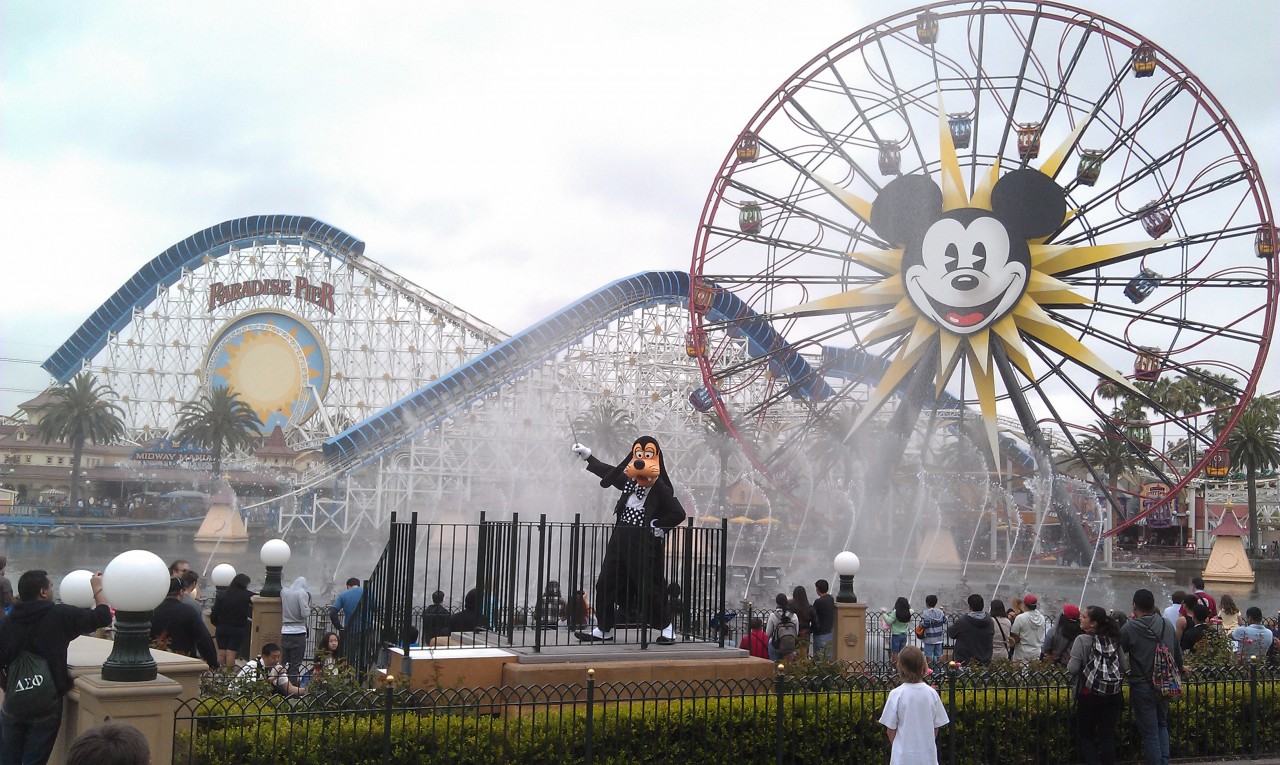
[
  {"left": 990, "top": 169, "right": 1066, "bottom": 239},
  {"left": 870, "top": 175, "right": 944, "bottom": 246}
]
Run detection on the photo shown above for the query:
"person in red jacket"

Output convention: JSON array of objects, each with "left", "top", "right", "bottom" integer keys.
[{"left": 740, "top": 616, "right": 771, "bottom": 660}]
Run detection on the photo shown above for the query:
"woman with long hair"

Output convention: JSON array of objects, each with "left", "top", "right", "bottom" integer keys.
[
  {"left": 990, "top": 599, "right": 1013, "bottom": 661},
  {"left": 1067, "top": 606, "right": 1128, "bottom": 765},
  {"left": 1219, "top": 593, "right": 1243, "bottom": 630},
  {"left": 882, "top": 596, "right": 913, "bottom": 667},
  {"left": 210, "top": 573, "right": 255, "bottom": 667},
  {"left": 314, "top": 631, "right": 341, "bottom": 677},
  {"left": 789, "top": 585, "right": 813, "bottom": 649}
]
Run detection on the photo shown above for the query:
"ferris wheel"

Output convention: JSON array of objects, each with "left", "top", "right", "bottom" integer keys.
[{"left": 688, "top": 1, "right": 1276, "bottom": 545}]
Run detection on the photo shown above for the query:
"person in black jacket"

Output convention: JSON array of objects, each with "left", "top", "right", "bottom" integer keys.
[
  {"left": 211, "top": 573, "right": 255, "bottom": 667},
  {"left": 570, "top": 436, "right": 687, "bottom": 644},
  {"left": 0, "top": 569, "right": 112, "bottom": 765},
  {"left": 947, "top": 593, "right": 995, "bottom": 664},
  {"left": 150, "top": 578, "right": 218, "bottom": 669}
]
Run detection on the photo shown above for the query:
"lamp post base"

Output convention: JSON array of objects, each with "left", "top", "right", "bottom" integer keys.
[
  {"left": 836, "top": 574, "right": 857, "bottom": 604},
  {"left": 101, "top": 610, "right": 158, "bottom": 682},
  {"left": 261, "top": 565, "right": 284, "bottom": 598}
]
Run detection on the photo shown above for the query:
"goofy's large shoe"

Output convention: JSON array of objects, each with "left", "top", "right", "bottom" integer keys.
[
  {"left": 654, "top": 623, "right": 676, "bottom": 645},
  {"left": 575, "top": 627, "right": 615, "bottom": 642}
]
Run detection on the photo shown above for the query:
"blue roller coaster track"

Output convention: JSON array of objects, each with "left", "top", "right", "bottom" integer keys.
[
  {"left": 44, "top": 215, "right": 365, "bottom": 384},
  {"left": 322, "top": 269, "right": 1037, "bottom": 478}
]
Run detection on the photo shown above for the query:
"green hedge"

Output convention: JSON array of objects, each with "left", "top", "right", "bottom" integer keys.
[{"left": 175, "top": 680, "right": 1280, "bottom": 765}]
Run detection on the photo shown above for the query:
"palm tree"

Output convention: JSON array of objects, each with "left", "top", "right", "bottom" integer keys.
[
  {"left": 35, "top": 372, "right": 126, "bottom": 511},
  {"left": 1059, "top": 418, "right": 1146, "bottom": 519},
  {"left": 1225, "top": 397, "right": 1280, "bottom": 557},
  {"left": 174, "top": 386, "right": 264, "bottom": 475},
  {"left": 571, "top": 402, "right": 635, "bottom": 458}
]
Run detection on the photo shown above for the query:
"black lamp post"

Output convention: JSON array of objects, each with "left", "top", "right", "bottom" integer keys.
[{"left": 101, "top": 549, "right": 170, "bottom": 682}]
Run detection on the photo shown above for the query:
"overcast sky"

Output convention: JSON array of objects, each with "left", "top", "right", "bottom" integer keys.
[{"left": 2, "top": 1, "right": 1277, "bottom": 417}]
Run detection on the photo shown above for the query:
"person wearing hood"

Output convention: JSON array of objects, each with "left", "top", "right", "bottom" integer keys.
[
  {"left": 0, "top": 569, "right": 111, "bottom": 765},
  {"left": 948, "top": 593, "right": 994, "bottom": 664},
  {"left": 1120, "top": 588, "right": 1182, "bottom": 765},
  {"left": 1042, "top": 604, "right": 1084, "bottom": 665},
  {"left": 1010, "top": 594, "right": 1047, "bottom": 663},
  {"left": 280, "top": 576, "right": 312, "bottom": 686}
]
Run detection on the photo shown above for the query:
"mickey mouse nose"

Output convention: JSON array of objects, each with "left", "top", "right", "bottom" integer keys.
[
  {"left": 951, "top": 274, "right": 979, "bottom": 291},
  {"left": 633, "top": 459, "right": 646, "bottom": 471}
]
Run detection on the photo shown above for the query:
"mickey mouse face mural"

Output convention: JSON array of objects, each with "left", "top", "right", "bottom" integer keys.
[{"left": 870, "top": 169, "right": 1067, "bottom": 336}]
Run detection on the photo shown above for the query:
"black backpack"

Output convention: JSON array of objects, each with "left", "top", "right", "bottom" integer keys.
[{"left": 3, "top": 613, "right": 58, "bottom": 718}]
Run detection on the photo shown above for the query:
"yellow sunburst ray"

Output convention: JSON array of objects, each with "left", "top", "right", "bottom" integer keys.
[
  {"left": 1025, "top": 271, "right": 1093, "bottom": 306},
  {"left": 853, "top": 340, "right": 933, "bottom": 431},
  {"left": 992, "top": 315, "right": 1034, "bottom": 378},
  {"left": 965, "top": 345, "right": 1002, "bottom": 462},
  {"left": 862, "top": 299, "right": 920, "bottom": 344},
  {"left": 847, "top": 248, "right": 904, "bottom": 276},
  {"left": 1012, "top": 301, "right": 1139, "bottom": 395},
  {"left": 967, "top": 328, "right": 991, "bottom": 375},
  {"left": 903, "top": 318, "right": 939, "bottom": 359},
  {"left": 814, "top": 174, "right": 874, "bottom": 228},
  {"left": 936, "top": 332, "right": 965, "bottom": 396},
  {"left": 970, "top": 160, "right": 1001, "bottom": 210},
  {"left": 774, "top": 282, "right": 901, "bottom": 317},
  {"left": 937, "top": 95, "right": 967, "bottom": 210},
  {"left": 1037, "top": 238, "right": 1176, "bottom": 276},
  {"left": 1037, "top": 118, "right": 1090, "bottom": 184}
]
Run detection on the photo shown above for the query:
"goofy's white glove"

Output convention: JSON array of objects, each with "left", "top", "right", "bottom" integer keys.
[
  {"left": 650, "top": 520, "right": 666, "bottom": 539},
  {"left": 571, "top": 443, "right": 591, "bottom": 461}
]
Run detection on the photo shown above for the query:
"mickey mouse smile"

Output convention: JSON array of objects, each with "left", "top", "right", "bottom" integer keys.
[{"left": 911, "top": 272, "right": 1025, "bottom": 330}]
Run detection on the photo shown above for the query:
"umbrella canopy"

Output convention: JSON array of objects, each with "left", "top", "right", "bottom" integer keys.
[
  {"left": 728, "top": 515, "right": 755, "bottom": 524},
  {"left": 756, "top": 517, "right": 783, "bottom": 525},
  {"left": 695, "top": 515, "right": 723, "bottom": 525}
]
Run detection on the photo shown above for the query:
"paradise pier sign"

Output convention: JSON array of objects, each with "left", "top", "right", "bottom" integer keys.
[{"left": 208, "top": 276, "right": 337, "bottom": 314}]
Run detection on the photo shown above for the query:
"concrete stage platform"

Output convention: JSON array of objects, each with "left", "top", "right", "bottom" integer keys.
[{"left": 388, "top": 631, "right": 774, "bottom": 701}]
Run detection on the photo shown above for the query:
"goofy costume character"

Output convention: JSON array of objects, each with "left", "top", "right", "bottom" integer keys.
[{"left": 570, "top": 436, "right": 686, "bottom": 644}]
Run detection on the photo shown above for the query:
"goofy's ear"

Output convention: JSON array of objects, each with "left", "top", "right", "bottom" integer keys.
[{"left": 870, "top": 175, "right": 943, "bottom": 246}]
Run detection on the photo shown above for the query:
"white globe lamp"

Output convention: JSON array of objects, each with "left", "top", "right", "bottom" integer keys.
[
  {"left": 834, "top": 551, "right": 861, "bottom": 603},
  {"left": 101, "top": 549, "right": 170, "bottom": 681},
  {"left": 211, "top": 563, "right": 237, "bottom": 594},
  {"left": 59, "top": 569, "right": 96, "bottom": 608},
  {"left": 260, "top": 539, "right": 291, "bottom": 597}
]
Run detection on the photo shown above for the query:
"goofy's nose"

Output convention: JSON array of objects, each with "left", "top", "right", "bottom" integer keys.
[{"left": 633, "top": 459, "right": 646, "bottom": 471}]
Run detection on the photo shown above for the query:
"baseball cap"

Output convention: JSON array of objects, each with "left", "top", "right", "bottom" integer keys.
[
  {"left": 1023, "top": 594, "right": 1038, "bottom": 606},
  {"left": 1062, "top": 604, "right": 1080, "bottom": 620}
]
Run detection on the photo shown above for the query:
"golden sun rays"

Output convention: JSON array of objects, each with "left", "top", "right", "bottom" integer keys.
[
  {"left": 213, "top": 327, "right": 318, "bottom": 425},
  {"left": 778, "top": 102, "right": 1168, "bottom": 459}
]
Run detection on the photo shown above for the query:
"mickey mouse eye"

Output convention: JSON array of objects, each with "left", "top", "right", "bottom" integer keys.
[{"left": 945, "top": 243, "right": 961, "bottom": 271}]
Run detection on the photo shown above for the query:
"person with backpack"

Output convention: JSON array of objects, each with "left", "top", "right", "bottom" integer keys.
[
  {"left": 947, "top": 593, "right": 994, "bottom": 665},
  {"left": 765, "top": 593, "right": 799, "bottom": 661},
  {"left": 1068, "top": 606, "right": 1128, "bottom": 765},
  {"left": 0, "top": 569, "right": 112, "bottom": 765},
  {"left": 1120, "top": 588, "right": 1183, "bottom": 765}
]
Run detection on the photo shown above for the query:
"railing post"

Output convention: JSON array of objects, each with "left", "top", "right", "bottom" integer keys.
[
  {"left": 534, "top": 514, "right": 547, "bottom": 654},
  {"left": 585, "top": 668, "right": 595, "bottom": 765},
  {"left": 946, "top": 661, "right": 957, "bottom": 765},
  {"left": 382, "top": 679, "right": 394, "bottom": 764},
  {"left": 1249, "top": 656, "right": 1259, "bottom": 756},
  {"left": 718, "top": 519, "right": 728, "bottom": 649},
  {"left": 680, "top": 518, "right": 693, "bottom": 641},
  {"left": 506, "top": 513, "right": 520, "bottom": 642},
  {"left": 775, "top": 662, "right": 786, "bottom": 765}
]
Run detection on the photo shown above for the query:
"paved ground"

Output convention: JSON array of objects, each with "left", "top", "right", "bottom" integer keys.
[{"left": 1180, "top": 759, "right": 1280, "bottom": 764}]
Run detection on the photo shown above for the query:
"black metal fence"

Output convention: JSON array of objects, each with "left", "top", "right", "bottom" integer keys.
[
  {"left": 174, "top": 662, "right": 1280, "bottom": 765},
  {"left": 320, "top": 513, "right": 727, "bottom": 678}
]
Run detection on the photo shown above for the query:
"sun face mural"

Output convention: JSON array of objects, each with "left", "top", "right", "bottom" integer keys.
[
  {"left": 204, "top": 310, "right": 329, "bottom": 433},
  {"left": 779, "top": 100, "right": 1170, "bottom": 458}
]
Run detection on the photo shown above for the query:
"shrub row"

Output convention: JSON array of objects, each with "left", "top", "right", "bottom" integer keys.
[{"left": 176, "top": 679, "right": 1279, "bottom": 765}]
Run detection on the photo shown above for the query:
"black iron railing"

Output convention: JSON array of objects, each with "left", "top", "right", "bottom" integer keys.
[{"left": 174, "top": 661, "right": 1280, "bottom": 765}]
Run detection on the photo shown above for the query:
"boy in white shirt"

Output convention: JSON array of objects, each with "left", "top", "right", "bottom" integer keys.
[{"left": 879, "top": 645, "right": 950, "bottom": 764}]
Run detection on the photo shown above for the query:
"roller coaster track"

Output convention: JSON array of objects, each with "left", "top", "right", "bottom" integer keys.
[{"left": 322, "top": 270, "right": 830, "bottom": 475}]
